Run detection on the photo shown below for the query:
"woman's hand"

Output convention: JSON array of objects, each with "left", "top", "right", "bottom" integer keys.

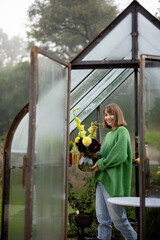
[{"left": 91, "top": 162, "right": 99, "bottom": 173}]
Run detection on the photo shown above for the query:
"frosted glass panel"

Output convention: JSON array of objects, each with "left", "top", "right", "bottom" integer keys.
[
  {"left": 144, "top": 60, "right": 160, "bottom": 239},
  {"left": 83, "top": 13, "right": 132, "bottom": 61},
  {"left": 33, "top": 55, "right": 68, "bottom": 240},
  {"left": 7, "top": 114, "right": 28, "bottom": 240},
  {"left": 138, "top": 13, "right": 160, "bottom": 57},
  {"left": 71, "top": 69, "right": 111, "bottom": 108},
  {"left": 71, "top": 69, "right": 92, "bottom": 91},
  {"left": 8, "top": 170, "right": 25, "bottom": 240},
  {"left": 11, "top": 114, "right": 29, "bottom": 164}
]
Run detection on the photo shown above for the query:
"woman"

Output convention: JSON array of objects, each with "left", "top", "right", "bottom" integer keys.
[{"left": 91, "top": 103, "right": 137, "bottom": 240}]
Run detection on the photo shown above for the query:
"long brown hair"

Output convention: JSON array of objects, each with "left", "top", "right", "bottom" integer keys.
[{"left": 103, "top": 103, "right": 127, "bottom": 129}]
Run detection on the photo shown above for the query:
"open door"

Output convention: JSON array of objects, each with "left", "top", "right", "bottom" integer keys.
[
  {"left": 139, "top": 54, "right": 160, "bottom": 240},
  {"left": 1, "top": 47, "right": 70, "bottom": 240},
  {"left": 26, "top": 47, "right": 70, "bottom": 240}
]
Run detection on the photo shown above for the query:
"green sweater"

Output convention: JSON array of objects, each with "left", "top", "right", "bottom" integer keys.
[{"left": 94, "top": 126, "right": 132, "bottom": 197}]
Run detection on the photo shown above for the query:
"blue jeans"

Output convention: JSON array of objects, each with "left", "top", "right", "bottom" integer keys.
[{"left": 96, "top": 182, "right": 137, "bottom": 240}]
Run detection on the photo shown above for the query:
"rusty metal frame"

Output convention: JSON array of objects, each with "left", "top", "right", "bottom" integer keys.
[
  {"left": 1, "top": 103, "right": 29, "bottom": 239},
  {"left": 24, "top": 46, "right": 70, "bottom": 240},
  {"left": 139, "top": 54, "right": 160, "bottom": 240}
]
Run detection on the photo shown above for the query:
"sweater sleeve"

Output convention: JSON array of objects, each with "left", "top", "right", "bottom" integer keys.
[{"left": 97, "top": 128, "right": 129, "bottom": 171}]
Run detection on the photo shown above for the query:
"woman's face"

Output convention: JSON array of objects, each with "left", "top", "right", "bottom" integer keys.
[{"left": 104, "top": 110, "right": 115, "bottom": 129}]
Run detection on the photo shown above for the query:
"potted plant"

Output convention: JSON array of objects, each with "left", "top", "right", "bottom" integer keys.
[
  {"left": 68, "top": 177, "right": 95, "bottom": 229},
  {"left": 84, "top": 222, "right": 98, "bottom": 240},
  {"left": 67, "top": 217, "right": 82, "bottom": 240}
]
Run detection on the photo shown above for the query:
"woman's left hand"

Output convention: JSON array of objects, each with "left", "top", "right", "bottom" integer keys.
[{"left": 91, "top": 162, "right": 99, "bottom": 173}]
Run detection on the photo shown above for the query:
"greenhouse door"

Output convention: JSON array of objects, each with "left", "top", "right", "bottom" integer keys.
[
  {"left": 139, "top": 54, "right": 160, "bottom": 240},
  {"left": 25, "top": 47, "right": 70, "bottom": 240}
]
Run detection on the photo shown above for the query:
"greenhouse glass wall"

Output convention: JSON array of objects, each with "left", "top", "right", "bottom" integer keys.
[{"left": 1, "top": 1, "right": 160, "bottom": 240}]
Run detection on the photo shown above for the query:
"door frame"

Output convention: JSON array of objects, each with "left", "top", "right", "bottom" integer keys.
[{"left": 139, "top": 54, "right": 160, "bottom": 240}]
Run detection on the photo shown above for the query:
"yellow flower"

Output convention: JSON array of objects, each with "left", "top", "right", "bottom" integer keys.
[
  {"left": 79, "top": 125, "right": 85, "bottom": 130},
  {"left": 88, "top": 125, "right": 98, "bottom": 138},
  {"left": 82, "top": 136, "right": 92, "bottom": 147},
  {"left": 80, "top": 130, "right": 86, "bottom": 138},
  {"left": 135, "top": 158, "right": 140, "bottom": 164},
  {"left": 75, "top": 117, "right": 81, "bottom": 126},
  {"left": 75, "top": 137, "right": 80, "bottom": 143},
  {"left": 157, "top": 171, "right": 160, "bottom": 175}
]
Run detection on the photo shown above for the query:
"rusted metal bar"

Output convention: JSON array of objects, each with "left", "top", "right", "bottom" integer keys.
[
  {"left": 97, "top": 106, "right": 101, "bottom": 142},
  {"left": 32, "top": 46, "right": 69, "bottom": 67},
  {"left": 64, "top": 64, "right": 71, "bottom": 239},
  {"left": 139, "top": 54, "right": 146, "bottom": 240},
  {"left": 71, "top": 60, "right": 139, "bottom": 69},
  {"left": 24, "top": 47, "right": 38, "bottom": 240}
]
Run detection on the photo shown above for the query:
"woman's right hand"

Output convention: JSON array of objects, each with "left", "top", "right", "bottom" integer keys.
[{"left": 91, "top": 162, "right": 99, "bottom": 173}]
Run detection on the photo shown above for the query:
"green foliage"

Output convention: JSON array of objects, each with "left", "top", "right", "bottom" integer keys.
[
  {"left": 145, "top": 208, "right": 160, "bottom": 240},
  {"left": 27, "top": 0, "right": 118, "bottom": 60},
  {"left": 146, "top": 97, "right": 160, "bottom": 131},
  {"left": 68, "top": 177, "right": 95, "bottom": 213},
  {"left": 67, "top": 217, "right": 81, "bottom": 237},
  {"left": 84, "top": 222, "right": 98, "bottom": 238},
  {"left": 149, "top": 165, "right": 160, "bottom": 186},
  {"left": 0, "top": 61, "right": 29, "bottom": 135},
  {"left": 125, "top": 206, "right": 136, "bottom": 220},
  {"left": 146, "top": 131, "right": 160, "bottom": 152},
  {"left": 69, "top": 140, "right": 74, "bottom": 151}
]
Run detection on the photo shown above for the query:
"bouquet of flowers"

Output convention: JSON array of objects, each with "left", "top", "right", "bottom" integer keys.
[{"left": 72, "top": 108, "right": 101, "bottom": 172}]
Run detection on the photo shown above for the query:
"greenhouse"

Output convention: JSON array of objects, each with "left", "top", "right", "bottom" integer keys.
[{"left": 1, "top": 1, "right": 160, "bottom": 240}]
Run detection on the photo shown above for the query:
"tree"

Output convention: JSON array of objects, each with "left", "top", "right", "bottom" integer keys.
[
  {"left": 27, "top": 0, "right": 118, "bottom": 60},
  {"left": 0, "top": 29, "right": 29, "bottom": 67},
  {"left": 0, "top": 62, "right": 30, "bottom": 135},
  {"left": 155, "top": 0, "right": 160, "bottom": 20}
]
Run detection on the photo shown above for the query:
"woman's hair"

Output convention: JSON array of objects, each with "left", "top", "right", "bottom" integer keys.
[{"left": 103, "top": 103, "right": 127, "bottom": 129}]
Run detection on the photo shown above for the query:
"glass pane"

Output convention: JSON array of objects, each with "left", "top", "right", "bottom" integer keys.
[
  {"left": 8, "top": 170, "right": 25, "bottom": 240},
  {"left": 70, "top": 68, "right": 133, "bottom": 132},
  {"left": 8, "top": 114, "right": 28, "bottom": 240},
  {"left": 82, "top": 13, "right": 132, "bottom": 61},
  {"left": 138, "top": 13, "right": 160, "bottom": 57},
  {"left": 11, "top": 114, "right": 29, "bottom": 165},
  {"left": 33, "top": 55, "right": 68, "bottom": 240},
  {"left": 144, "top": 60, "right": 160, "bottom": 239},
  {"left": 71, "top": 69, "right": 92, "bottom": 91},
  {"left": 71, "top": 69, "right": 111, "bottom": 108}
]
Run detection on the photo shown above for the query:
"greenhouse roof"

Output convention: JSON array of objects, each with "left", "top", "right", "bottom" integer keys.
[{"left": 69, "top": 0, "right": 160, "bottom": 132}]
